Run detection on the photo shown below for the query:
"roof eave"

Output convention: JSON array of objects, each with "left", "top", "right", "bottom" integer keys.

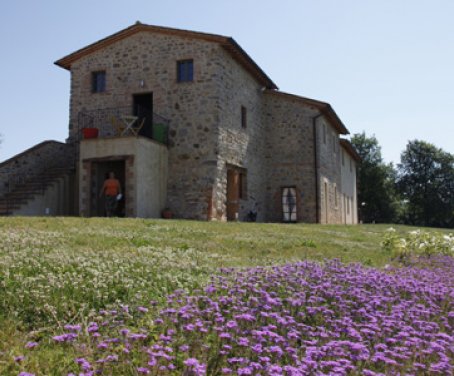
[
  {"left": 54, "top": 24, "right": 278, "bottom": 90},
  {"left": 321, "top": 104, "right": 349, "bottom": 135},
  {"left": 264, "top": 90, "right": 349, "bottom": 135},
  {"left": 340, "top": 139, "right": 361, "bottom": 162},
  {"left": 223, "top": 38, "right": 277, "bottom": 90}
]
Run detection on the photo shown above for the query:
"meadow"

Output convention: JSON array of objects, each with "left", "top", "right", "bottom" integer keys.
[{"left": 0, "top": 217, "right": 452, "bottom": 375}]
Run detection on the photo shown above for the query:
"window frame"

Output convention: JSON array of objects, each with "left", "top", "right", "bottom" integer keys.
[
  {"left": 91, "top": 71, "right": 106, "bottom": 93},
  {"left": 177, "top": 59, "right": 194, "bottom": 83},
  {"left": 281, "top": 186, "right": 298, "bottom": 223}
]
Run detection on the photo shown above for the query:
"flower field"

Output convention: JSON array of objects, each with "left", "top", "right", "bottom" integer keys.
[{"left": 0, "top": 218, "right": 453, "bottom": 375}]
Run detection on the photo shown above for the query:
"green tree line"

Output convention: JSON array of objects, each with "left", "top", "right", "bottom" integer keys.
[{"left": 351, "top": 133, "right": 454, "bottom": 228}]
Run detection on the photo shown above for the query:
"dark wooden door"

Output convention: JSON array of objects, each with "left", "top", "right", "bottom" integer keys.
[
  {"left": 133, "top": 93, "right": 153, "bottom": 138},
  {"left": 226, "top": 169, "right": 239, "bottom": 221}
]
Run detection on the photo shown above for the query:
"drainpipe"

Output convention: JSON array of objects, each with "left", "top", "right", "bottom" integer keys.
[{"left": 312, "top": 113, "right": 323, "bottom": 223}]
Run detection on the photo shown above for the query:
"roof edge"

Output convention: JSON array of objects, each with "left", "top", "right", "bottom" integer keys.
[
  {"left": 340, "top": 139, "right": 361, "bottom": 162},
  {"left": 0, "top": 140, "right": 67, "bottom": 167},
  {"left": 54, "top": 23, "right": 277, "bottom": 89},
  {"left": 264, "top": 90, "right": 349, "bottom": 135}
]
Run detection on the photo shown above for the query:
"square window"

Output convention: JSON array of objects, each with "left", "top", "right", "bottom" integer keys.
[
  {"left": 241, "top": 106, "right": 247, "bottom": 129},
  {"left": 92, "top": 71, "right": 106, "bottom": 93},
  {"left": 177, "top": 59, "right": 194, "bottom": 82}
]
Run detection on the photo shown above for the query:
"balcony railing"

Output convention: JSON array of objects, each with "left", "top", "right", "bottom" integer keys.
[{"left": 77, "top": 106, "right": 169, "bottom": 145}]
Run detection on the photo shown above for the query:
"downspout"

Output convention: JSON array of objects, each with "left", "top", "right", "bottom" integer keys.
[{"left": 312, "top": 113, "right": 323, "bottom": 223}]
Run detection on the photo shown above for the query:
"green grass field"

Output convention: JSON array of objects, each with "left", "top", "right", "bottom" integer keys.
[{"left": 0, "top": 217, "right": 450, "bottom": 375}]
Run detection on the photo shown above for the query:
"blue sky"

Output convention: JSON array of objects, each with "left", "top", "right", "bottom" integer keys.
[{"left": 1, "top": 0, "right": 453, "bottom": 164}]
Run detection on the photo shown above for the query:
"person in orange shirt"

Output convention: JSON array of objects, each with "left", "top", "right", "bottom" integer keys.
[{"left": 99, "top": 171, "right": 122, "bottom": 217}]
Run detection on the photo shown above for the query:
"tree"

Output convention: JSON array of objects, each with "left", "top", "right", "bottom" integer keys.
[
  {"left": 351, "top": 132, "right": 398, "bottom": 223},
  {"left": 397, "top": 140, "right": 454, "bottom": 228}
]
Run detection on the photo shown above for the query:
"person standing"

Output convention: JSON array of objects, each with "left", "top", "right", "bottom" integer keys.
[{"left": 99, "top": 171, "right": 122, "bottom": 217}]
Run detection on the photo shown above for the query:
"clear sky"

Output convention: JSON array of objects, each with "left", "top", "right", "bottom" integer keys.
[{"left": 1, "top": 0, "right": 453, "bottom": 164}]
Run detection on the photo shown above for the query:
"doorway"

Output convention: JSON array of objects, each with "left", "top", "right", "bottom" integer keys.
[
  {"left": 226, "top": 169, "right": 240, "bottom": 221},
  {"left": 282, "top": 187, "right": 297, "bottom": 222},
  {"left": 90, "top": 160, "right": 125, "bottom": 217},
  {"left": 133, "top": 93, "right": 153, "bottom": 138}
]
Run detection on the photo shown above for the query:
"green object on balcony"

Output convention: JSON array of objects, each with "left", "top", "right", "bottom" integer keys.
[{"left": 153, "top": 123, "right": 167, "bottom": 144}]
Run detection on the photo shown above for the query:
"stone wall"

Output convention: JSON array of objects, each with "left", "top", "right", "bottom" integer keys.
[
  {"left": 69, "top": 31, "right": 222, "bottom": 219},
  {"left": 0, "top": 141, "right": 74, "bottom": 196},
  {"left": 213, "top": 47, "right": 267, "bottom": 221},
  {"left": 317, "top": 119, "right": 343, "bottom": 224},
  {"left": 340, "top": 148, "right": 358, "bottom": 224},
  {"left": 262, "top": 93, "right": 319, "bottom": 222}
]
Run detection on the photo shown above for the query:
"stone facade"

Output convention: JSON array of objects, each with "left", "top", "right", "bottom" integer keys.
[
  {"left": 340, "top": 142, "right": 359, "bottom": 224},
  {"left": 317, "top": 120, "right": 343, "bottom": 224},
  {"left": 56, "top": 23, "right": 358, "bottom": 223},
  {"left": 263, "top": 92, "right": 319, "bottom": 222}
]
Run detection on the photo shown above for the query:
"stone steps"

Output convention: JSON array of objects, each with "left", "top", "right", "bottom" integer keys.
[{"left": 0, "top": 167, "right": 74, "bottom": 216}]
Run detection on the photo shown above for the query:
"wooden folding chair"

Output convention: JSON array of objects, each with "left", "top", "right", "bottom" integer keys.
[
  {"left": 111, "top": 116, "right": 126, "bottom": 136},
  {"left": 130, "top": 117, "right": 145, "bottom": 136}
]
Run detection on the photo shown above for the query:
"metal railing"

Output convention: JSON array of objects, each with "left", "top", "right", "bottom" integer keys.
[{"left": 77, "top": 106, "right": 170, "bottom": 145}]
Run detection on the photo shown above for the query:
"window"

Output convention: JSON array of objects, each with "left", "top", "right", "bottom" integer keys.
[
  {"left": 241, "top": 106, "right": 247, "bottom": 129},
  {"left": 282, "top": 187, "right": 297, "bottom": 222},
  {"left": 92, "top": 71, "right": 106, "bottom": 93},
  {"left": 177, "top": 59, "right": 194, "bottom": 82}
]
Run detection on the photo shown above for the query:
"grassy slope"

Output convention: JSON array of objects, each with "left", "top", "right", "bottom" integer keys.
[
  {"left": 0, "top": 217, "right": 421, "bottom": 266},
  {"left": 0, "top": 217, "right": 449, "bottom": 375}
]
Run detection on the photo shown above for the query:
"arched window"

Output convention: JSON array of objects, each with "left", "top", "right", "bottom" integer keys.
[{"left": 282, "top": 187, "right": 297, "bottom": 222}]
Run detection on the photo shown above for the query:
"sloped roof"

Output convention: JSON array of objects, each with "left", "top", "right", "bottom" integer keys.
[
  {"left": 263, "top": 90, "right": 349, "bottom": 135},
  {"left": 340, "top": 139, "right": 361, "bottom": 162},
  {"left": 54, "top": 22, "right": 278, "bottom": 90}
]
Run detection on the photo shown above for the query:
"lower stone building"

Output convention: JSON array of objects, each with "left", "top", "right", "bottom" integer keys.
[{"left": 0, "top": 23, "right": 360, "bottom": 223}]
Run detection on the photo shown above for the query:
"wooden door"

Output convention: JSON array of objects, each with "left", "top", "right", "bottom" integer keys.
[
  {"left": 133, "top": 93, "right": 153, "bottom": 138},
  {"left": 226, "top": 169, "right": 239, "bottom": 221}
]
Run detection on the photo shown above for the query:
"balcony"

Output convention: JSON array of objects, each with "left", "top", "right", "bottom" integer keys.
[{"left": 77, "top": 106, "right": 169, "bottom": 145}]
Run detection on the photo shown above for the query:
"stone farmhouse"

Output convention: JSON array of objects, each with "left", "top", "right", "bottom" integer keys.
[{"left": 0, "top": 22, "right": 360, "bottom": 223}]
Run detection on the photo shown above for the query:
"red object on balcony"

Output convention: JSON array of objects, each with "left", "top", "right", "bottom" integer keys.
[{"left": 82, "top": 128, "right": 99, "bottom": 139}]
